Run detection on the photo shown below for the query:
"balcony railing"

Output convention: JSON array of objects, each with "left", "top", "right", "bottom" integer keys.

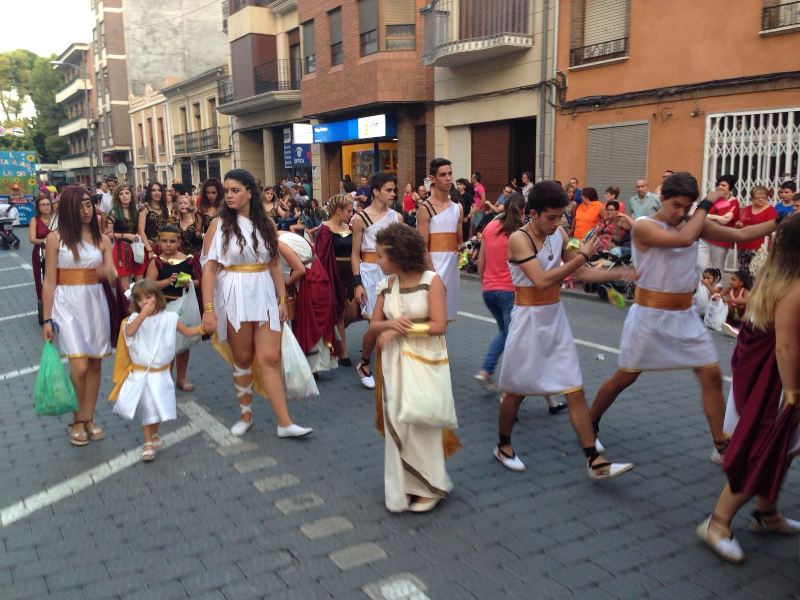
[
  {"left": 254, "top": 59, "right": 299, "bottom": 94},
  {"left": 569, "top": 37, "right": 628, "bottom": 67},
  {"left": 762, "top": 1, "right": 800, "bottom": 30},
  {"left": 173, "top": 127, "right": 221, "bottom": 155},
  {"left": 137, "top": 146, "right": 154, "bottom": 162},
  {"left": 218, "top": 76, "right": 234, "bottom": 105},
  {"left": 422, "top": 0, "right": 532, "bottom": 67}
]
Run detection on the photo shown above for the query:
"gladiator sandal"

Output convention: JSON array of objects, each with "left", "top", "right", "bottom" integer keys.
[
  {"left": 711, "top": 438, "right": 729, "bottom": 465},
  {"left": 231, "top": 363, "right": 254, "bottom": 436},
  {"left": 585, "top": 447, "right": 634, "bottom": 480}
]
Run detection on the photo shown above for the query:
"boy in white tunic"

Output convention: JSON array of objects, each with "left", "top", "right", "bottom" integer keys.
[
  {"left": 351, "top": 172, "right": 403, "bottom": 388},
  {"left": 590, "top": 172, "right": 779, "bottom": 464},
  {"left": 416, "top": 157, "right": 463, "bottom": 321}
]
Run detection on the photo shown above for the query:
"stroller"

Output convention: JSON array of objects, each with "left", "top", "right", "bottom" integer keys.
[
  {"left": 584, "top": 247, "right": 636, "bottom": 301},
  {"left": 0, "top": 204, "right": 21, "bottom": 250}
]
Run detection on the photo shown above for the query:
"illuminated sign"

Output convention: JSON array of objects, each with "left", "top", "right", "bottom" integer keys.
[{"left": 313, "top": 114, "right": 396, "bottom": 143}]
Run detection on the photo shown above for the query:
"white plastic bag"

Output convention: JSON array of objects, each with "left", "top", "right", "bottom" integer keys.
[
  {"left": 131, "top": 236, "right": 145, "bottom": 264},
  {"left": 704, "top": 296, "right": 727, "bottom": 331},
  {"left": 693, "top": 284, "right": 710, "bottom": 317},
  {"left": 166, "top": 283, "right": 201, "bottom": 354},
  {"left": 281, "top": 327, "right": 319, "bottom": 400}
]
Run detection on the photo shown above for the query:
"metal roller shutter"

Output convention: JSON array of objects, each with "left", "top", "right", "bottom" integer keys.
[
  {"left": 359, "top": 0, "right": 378, "bottom": 34},
  {"left": 583, "top": 0, "right": 628, "bottom": 46},
  {"left": 384, "top": 0, "right": 414, "bottom": 25},
  {"left": 586, "top": 121, "right": 649, "bottom": 204},
  {"left": 302, "top": 21, "right": 315, "bottom": 60},
  {"left": 471, "top": 121, "right": 511, "bottom": 202},
  {"left": 329, "top": 8, "right": 342, "bottom": 45}
]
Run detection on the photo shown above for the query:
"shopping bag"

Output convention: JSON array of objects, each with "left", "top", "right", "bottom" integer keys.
[
  {"left": 33, "top": 342, "right": 78, "bottom": 416},
  {"left": 131, "top": 237, "right": 145, "bottom": 264},
  {"left": 281, "top": 326, "right": 319, "bottom": 400},
  {"left": 693, "top": 284, "right": 711, "bottom": 316},
  {"left": 168, "top": 283, "right": 201, "bottom": 354},
  {"left": 704, "top": 296, "right": 727, "bottom": 331}
]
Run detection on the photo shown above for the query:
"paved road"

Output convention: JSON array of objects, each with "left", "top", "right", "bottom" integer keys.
[{"left": 1, "top": 233, "right": 798, "bottom": 600}]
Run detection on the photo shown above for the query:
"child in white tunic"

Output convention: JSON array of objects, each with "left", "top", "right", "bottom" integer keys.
[{"left": 111, "top": 280, "right": 203, "bottom": 461}]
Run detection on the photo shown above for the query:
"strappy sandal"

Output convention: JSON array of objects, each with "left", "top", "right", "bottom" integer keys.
[
  {"left": 711, "top": 438, "right": 729, "bottom": 465},
  {"left": 151, "top": 435, "right": 165, "bottom": 451},
  {"left": 697, "top": 513, "right": 744, "bottom": 563},
  {"left": 68, "top": 421, "right": 89, "bottom": 447},
  {"left": 231, "top": 364, "right": 254, "bottom": 436},
  {"left": 357, "top": 360, "right": 375, "bottom": 390},
  {"left": 141, "top": 442, "right": 156, "bottom": 462},
  {"left": 176, "top": 381, "right": 195, "bottom": 392},
  {"left": 586, "top": 452, "right": 633, "bottom": 480},
  {"left": 84, "top": 420, "right": 106, "bottom": 441}
]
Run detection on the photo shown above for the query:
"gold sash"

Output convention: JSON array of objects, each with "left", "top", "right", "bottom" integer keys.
[
  {"left": 361, "top": 251, "right": 378, "bottom": 264},
  {"left": 57, "top": 268, "right": 100, "bottom": 285},
  {"left": 428, "top": 232, "right": 458, "bottom": 253},
  {"left": 224, "top": 263, "right": 268, "bottom": 273},
  {"left": 514, "top": 285, "right": 560, "bottom": 306},
  {"left": 634, "top": 287, "right": 693, "bottom": 311}
]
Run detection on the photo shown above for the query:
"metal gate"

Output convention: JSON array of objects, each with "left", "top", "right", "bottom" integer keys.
[{"left": 702, "top": 108, "right": 800, "bottom": 200}]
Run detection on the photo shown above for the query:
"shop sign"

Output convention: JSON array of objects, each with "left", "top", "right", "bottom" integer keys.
[
  {"left": 292, "top": 123, "right": 313, "bottom": 145},
  {"left": 283, "top": 128, "right": 293, "bottom": 169},
  {"left": 291, "top": 144, "right": 310, "bottom": 167},
  {"left": 313, "top": 114, "right": 396, "bottom": 143}
]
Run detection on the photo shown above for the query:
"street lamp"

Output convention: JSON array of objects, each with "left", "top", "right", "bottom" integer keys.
[{"left": 50, "top": 58, "right": 95, "bottom": 187}]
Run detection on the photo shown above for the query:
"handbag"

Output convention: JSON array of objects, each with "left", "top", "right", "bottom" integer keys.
[
  {"left": 389, "top": 275, "right": 457, "bottom": 429},
  {"left": 131, "top": 236, "right": 145, "bottom": 264}
]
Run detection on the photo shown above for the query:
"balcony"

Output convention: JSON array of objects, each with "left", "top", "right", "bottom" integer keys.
[
  {"left": 218, "top": 59, "right": 301, "bottom": 116},
  {"left": 421, "top": 0, "right": 533, "bottom": 67},
  {"left": 173, "top": 127, "right": 221, "bottom": 156},
  {"left": 59, "top": 153, "right": 92, "bottom": 170},
  {"left": 218, "top": 76, "right": 234, "bottom": 105},
  {"left": 55, "top": 78, "right": 92, "bottom": 104},
  {"left": 58, "top": 116, "right": 89, "bottom": 137},
  {"left": 569, "top": 37, "right": 628, "bottom": 68},
  {"left": 761, "top": 1, "right": 800, "bottom": 34},
  {"left": 254, "top": 59, "right": 299, "bottom": 94}
]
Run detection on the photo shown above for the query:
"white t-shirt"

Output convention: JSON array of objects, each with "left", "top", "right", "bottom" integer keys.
[{"left": 100, "top": 191, "right": 113, "bottom": 214}]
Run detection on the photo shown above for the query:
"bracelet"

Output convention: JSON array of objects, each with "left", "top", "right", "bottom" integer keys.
[
  {"left": 353, "top": 274, "right": 362, "bottom": 287},
  {"left": 42, "top": 319, "right": 53, "bottom": 326},
  {"left": 279, "top": 296, "right": 288, "bottom": 306},
  {"left": 696, "top": 199, "right": 713, "bottom": 213},
  {"left": 203, "top": 303, "right": 214, "bottom": 311},
  {"left": 407, "top": 323, "right": 431, "bottom": 337},
  {"left": 784, "top": 390, "right": 799, "bottom": 406},
  {"left": 579, "top": 251, "right": 591, "bottom": 262}
]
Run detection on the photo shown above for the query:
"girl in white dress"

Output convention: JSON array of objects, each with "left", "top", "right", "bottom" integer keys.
[
  {"left": 201, "top": 169, "right": 312, "bottom": 439},
  {"left": 111, "top": 280, "right": 203, "bottom": 461},
  {"left": 42, "top": 186, "right": 117, "bottom": 447},
  {"left": 351, "top": 172, "right": 403, "bottom": 389},
  {"left": 496, "top": 181, "right": 634, "bottom": 479},
  {"left": 364, "top": 223, "right": 456, "bottom": 513},
  {"left": 416, "top": 158, "right": 463, "bottom": 322}
]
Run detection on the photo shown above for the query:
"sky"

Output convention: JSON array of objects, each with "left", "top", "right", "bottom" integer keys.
[{"left": 1, "top": 0, "right": 92, "bottom": 58}]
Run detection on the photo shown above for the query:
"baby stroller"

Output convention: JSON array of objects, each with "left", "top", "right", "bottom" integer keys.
[{"left": 0, "top": 204, "right": 21, "bottom": 250}]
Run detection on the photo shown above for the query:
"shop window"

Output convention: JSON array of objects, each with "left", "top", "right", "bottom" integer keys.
[{"left": 359, "top": 0, "right": 378, "bottom": 56}]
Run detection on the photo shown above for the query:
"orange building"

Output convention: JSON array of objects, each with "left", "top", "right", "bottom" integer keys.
[{"left": 554, "top": 0, "right": 800, "bottom": 202}]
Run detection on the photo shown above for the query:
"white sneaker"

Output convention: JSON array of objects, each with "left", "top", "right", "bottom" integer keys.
[
  {"left": 722, "top": 322, "right": 739, "bottom": 338},
  {"left": 493, "top": 446, "right": 526, "bottom": 472},
  {"left": 230, "top": 419, "right": 252, "bottom": 437},
  {"left": 277, "top": 424, "right": 313, "bottom": 438},
  {"left": 595, "top": 437, "right": 605, "bottom": 453},
  {"left": 474, "top": 371, "right": 496, "bottom": 391},
  {"left": 696, "top": 516, "right": 745, "bottom": 563}
]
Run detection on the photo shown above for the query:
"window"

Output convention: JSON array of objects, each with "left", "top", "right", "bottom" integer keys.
[
  {"left": 179, "top": 106, "right": 189, "bottom": 134},
  {"left": 207, "top": 98, "right": 217, "bottom": 130},
  {"left": 587, "top": 121, "right": 649, "bottom": 202},
  {"left": 762, "top": 0, "right": 800, "bottom": 30},
  {"left": 192, "top": 102, "right": 201, "bottom": 131},
  {"left": 157, "top": 117, "right": 165, "bottom": 150},
  {"left": 385, "top": 24, "right": 415, "bottom": 50},
  {"left": 384, "top": 0, "right": 415, "bottom": 50},
  {"left": 329, "top": 8, "right": 343, "bottom": 66},
  {"left": 359, "top": 0, "right": 378, "bottom": 56},
  {"left": 302, "top": 20, "right": 316, "bottom": 73},
  {"left": 569, "top": 0, "right": 629, "bottom": 67}
]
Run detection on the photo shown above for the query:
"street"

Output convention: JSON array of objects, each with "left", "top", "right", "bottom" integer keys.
[{"left": 1, "top": 235, "right": 798, "bottom": 600}]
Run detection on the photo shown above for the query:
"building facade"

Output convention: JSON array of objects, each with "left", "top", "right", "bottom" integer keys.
[
  {"left": 54, "top": 43, "right": 96, "bottom": 186},
  {"left": 163, "top": 68, "right": 234, "bottom": 187},
  {"left": 128, "top": 85, "right": 172, "bottom": 186},
  {"left": 554, "top": 0, "right": 800, "bottom": 202},
  {"left": 422, "top": 0, "right": 557, "bottom": 197}
]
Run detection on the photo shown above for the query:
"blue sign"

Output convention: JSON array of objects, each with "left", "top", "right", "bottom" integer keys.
[
  {"left": 313, "top": 114, "right": 396, "bottom": 143},
  {"left": 291, "top": 144, "right": 310, "bottom": 167},
  {"left": 15, "top": 202, "right": 34, "bottom": 225},
  {"left": 283, "top": 128, "right": 293, "bottom": 169}
]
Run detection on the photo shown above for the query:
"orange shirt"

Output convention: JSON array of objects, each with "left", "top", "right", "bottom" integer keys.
[{"left": 573, "top": 201, "right": 603, "bottom": 240}]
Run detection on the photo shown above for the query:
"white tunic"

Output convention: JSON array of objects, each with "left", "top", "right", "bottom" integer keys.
[
  {"left": 497, "top": 232, "right": 583, "bottom": 396},
  {"left": 204, "top": 215, "right": 280, "bottom": 339},
  {"left": 425, "top": 201, "right": 461, "bottom": 321},
  {"left": 619, "top": 216, "right": 718, "bottom": 371},
  {"left": 52, "top": 242, "right": 111, "bottom": 359},
  {"left": 358, "top": 209, "right": 402, "bottom": 318},
  {"left": 113, "top": 311, "right": 179, "bottom": 425}
]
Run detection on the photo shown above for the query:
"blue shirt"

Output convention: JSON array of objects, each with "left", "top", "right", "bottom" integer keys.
[
  {"left": 356, "top": 186, "right": 372, "bottom": 208},
  {"left": 776, "top": 202, "right": 795, "bottom": 218}
]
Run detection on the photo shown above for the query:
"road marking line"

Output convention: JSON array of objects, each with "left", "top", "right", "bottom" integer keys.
[
  {"left": 457, "top": 310, "right": 732, "bottom": 383},
  {"left": 178, "top": 399, "right": 242, "bottom": 447},
  {"left": 0, "top": 282, "right": 34, "bottom": 290},
  {"left": 0, "top": 265, "right": 27, "bottom": 272},
  {"left": 0, "top": 310, "right": 37, "bottom": 322},
  {"left": 0, "top": 252, "right": 19, "bottom": 258},
  {"left": 363, "top": 574, "right": 432, "bottom": 600},
  {"left": 0, "top": 424, "right": 200, "bottom": 527}
]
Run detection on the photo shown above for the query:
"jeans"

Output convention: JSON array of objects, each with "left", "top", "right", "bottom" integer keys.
[{"left": 481, "top": 290, "right": 515, "bottom": 374}]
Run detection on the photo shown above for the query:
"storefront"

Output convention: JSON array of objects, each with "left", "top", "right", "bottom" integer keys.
[{"left": 313, "top": 114, "right": 398, "bottom": 181}]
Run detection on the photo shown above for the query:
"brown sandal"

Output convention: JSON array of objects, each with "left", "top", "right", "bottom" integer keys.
[
  {"left": 68, "top": 421, "right": 89, "bottom": 446},
  {"left": 84, "top": 420, "right": 106, "bottom": 441}
]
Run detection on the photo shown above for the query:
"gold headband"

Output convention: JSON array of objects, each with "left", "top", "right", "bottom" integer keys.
[{"left": 159, "top": 233, "right": 181, "bottom": 241}]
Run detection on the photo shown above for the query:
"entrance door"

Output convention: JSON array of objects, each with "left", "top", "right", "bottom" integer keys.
[{"left": 198, "top": 159, "right": 208, "bottom": 183}]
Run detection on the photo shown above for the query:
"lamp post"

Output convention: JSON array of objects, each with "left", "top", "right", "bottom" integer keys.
[{"left": 50, "top": 58, "right": 95, "bottom": 187}]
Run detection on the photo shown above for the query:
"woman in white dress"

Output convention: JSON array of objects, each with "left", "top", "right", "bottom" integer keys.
[
  {"left": 365, "top": 223, "right": 456, "bottom": 513},
  {"left": 42, "top": 185, "right": 117, "bottom": 446},
  {"left": 416, "top": 158, "right": 462, "bottom": 322},
  {"left": 201, "top": 169, "right": 312, "bottom": 439}
]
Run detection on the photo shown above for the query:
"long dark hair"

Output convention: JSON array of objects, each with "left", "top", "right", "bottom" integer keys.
[
  {"left": 110, "top": 183, "right": 138, "bottom": 224},
  {"left": 57, "top": 185, "right": 103, "bottom": 260},
  {"left": 199, "top": 177, "right": 223, "bottom": 213},
  {"left": 143, "top": 181, "right": 168, "bottom": 216},
  {"left": 220, "top": 169, "right": 277, "bottom": 258},
  {"left": 500, "top": 192, "right": 525, "bottom": 236}
]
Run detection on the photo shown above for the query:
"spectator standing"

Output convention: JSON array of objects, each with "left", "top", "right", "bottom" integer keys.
[
  {"left": 455, "top": 178, "right": 474, "bottom": 242},
  {"left": 627, "top": 179, "right": 660, "bottom": 219},
  {"left": 402, "top": 183, "right": 415, "bottom": 214},
  {"left": 775, "top": 181, "right": 796, "bottom": 218},
  {"left": 568, "top": 177, "right": 583, "bottom": 205},
  {"left": 471, "top": 172, "right": 487, "bottom": 233},
  {"left": 572, "top": 187, "right": 603, "bottom": 240},
  {"left": 734, "top": 186, "right": 777, "bottom": 274},
  {"left": 654, "top": 169, "right": 674, "bottom": 197},
  {"left": 100, "top": 176, "right": 117, "bottom": 214},
  {"left": 521, "top": 171, "right": 534, "bottom": 203},
  {"left": 355, "top": 175, "right": 372, "bottom": 208},
  {"left": 697, "top": 174, "right": 739, "bottom": 273}
]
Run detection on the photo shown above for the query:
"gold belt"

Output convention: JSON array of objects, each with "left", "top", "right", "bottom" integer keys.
[
  {"left": 224, "top": 263, "right": 268, "bottom": 273},
  {"left": 335, "top": 256, "right": 351, "bottom": 262},
  {"left": 361, "top": 251, "right": 378, "bottom": 264},
  {"left": 57, "top": 268, "right": 100, "bottom": 285},
  {"left": 514, "top": 285, "right": 560, "bottom": 306},
  {"left": 634, "top": 287, "right": 693, "bottom": 311},
  {"left": 131, "top": 363, "right": 171, "bottom": 372},
  {"left": 429, "top": 232, "right": 458, "bottom": 253}
]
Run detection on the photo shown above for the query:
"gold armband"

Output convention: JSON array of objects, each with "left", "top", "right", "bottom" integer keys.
[
  {"left": 407, "top": 323, "right": 431, "bottom": 337},
  {"left": 784, "top": 389, "right": 800, "bottom": 406},
  {"left": 279, "top": 296, "right": 288, "bottom": 306}
]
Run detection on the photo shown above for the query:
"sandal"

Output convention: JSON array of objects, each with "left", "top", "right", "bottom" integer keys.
[
  {"left": 357, "top": 360, "right": 375, "bottom": 390},
  {"left": 141, "top": 442, "right": 156, "bottom": 462},
  {"left": 84, "top": 420, "right": 106, "bottom": 441},
  {"left": 586, "top": 453, "right": 633, "bottom": 480},
  {"left": 711, "top": 438, "right": 729, "bottom": 465},
  {"left": 151, "top": 435, "right": 165, "bottom": 451},
  {"left": 697, "top": 513, "right": 744, "bottom": 563},
  {"left": 176, "top": 381, "right": 195, "bottom": 392},
  {"left": 68, "top": 421, "right": 89, "bottom": 447}
]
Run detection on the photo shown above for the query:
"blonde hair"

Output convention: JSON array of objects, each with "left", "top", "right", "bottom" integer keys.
[
  {"left": 327, "top": 194, "right": 353, "bottom": 214},
  {"left": 750, "top": 185, "right": 769, "bottom": 198},
  {"left": 745, "top": 212, "right": 800, "bottom": 330},
  {"left": 129, "top": 279, "right": 167, "bottom": 314}
]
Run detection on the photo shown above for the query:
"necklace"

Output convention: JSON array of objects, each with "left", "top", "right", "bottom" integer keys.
[{"left": 526, "top": 225, "right": 553, "bottom": 260}]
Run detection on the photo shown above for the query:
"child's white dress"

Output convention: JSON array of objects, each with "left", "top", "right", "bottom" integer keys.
[{"left": 113, "top": 311, "right": 179, "bottom": 425}]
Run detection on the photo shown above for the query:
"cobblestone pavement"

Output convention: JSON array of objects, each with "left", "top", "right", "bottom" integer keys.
[{"left": 1, "top": 235, "right": 798, "bottom": 600}]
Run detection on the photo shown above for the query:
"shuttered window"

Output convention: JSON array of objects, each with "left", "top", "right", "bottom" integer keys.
[
  {"left": 586, "top": 121, "right": 649, "bottom": 203},
  {"left": 329, "top": 8, "right": 343, "bottom": 65},
  {"left": 359, "top": 0, "right": 378, "bottom": 55},
  {"left": 384, "top": 0, "right": 415, "bottom": 50},
  {"left": 302, "top": 20, "right": 316, "bottom": 73},
  {"left": 570, "top": 0, "right": 629, "bottom": 66}
]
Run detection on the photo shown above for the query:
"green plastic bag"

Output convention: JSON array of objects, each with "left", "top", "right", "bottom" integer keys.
[{"left": 33, "top": 342, "right": 78, "bottom": 416}]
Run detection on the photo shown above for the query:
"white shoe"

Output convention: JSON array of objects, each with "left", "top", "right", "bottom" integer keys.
[
  {"left": 722, "top": 322, "right": 739, "bottom": 338},
  {"left": 595, "top": 437, "right": 605, "bottom": 453},
  {"left": 277, "top": 424, "right": 313, "bottom": 438},
  {"left": 587, "top": 457, "right": 633, "bottom": 480},
  {"left": 750, "top": 511, "right": 800, "bottom": 535},
  {"left": 696, "top": 516, "right": 745, "bottom": 563},
  {"left": 474, "top": 371, "right": 496, "bottom": 391},
  {"left": 710, "top": 447, "right": 724, "bottom": 464},
  {"left": 231, "top": 419, "right": 252, "bottom": 437},
  {"left": 493, "top": 446, "right": 526, "bottom": 472},
  {"left": 357, "top": 362, "right": 376, "bottom": 390}
]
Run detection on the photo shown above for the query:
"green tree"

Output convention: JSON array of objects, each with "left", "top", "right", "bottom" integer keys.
[
  {"left": 29, "top": 55, "right": 67, "bottom": 162},
  {"left": 0, "top": 49, "right": 37, "bottom": 121}
]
